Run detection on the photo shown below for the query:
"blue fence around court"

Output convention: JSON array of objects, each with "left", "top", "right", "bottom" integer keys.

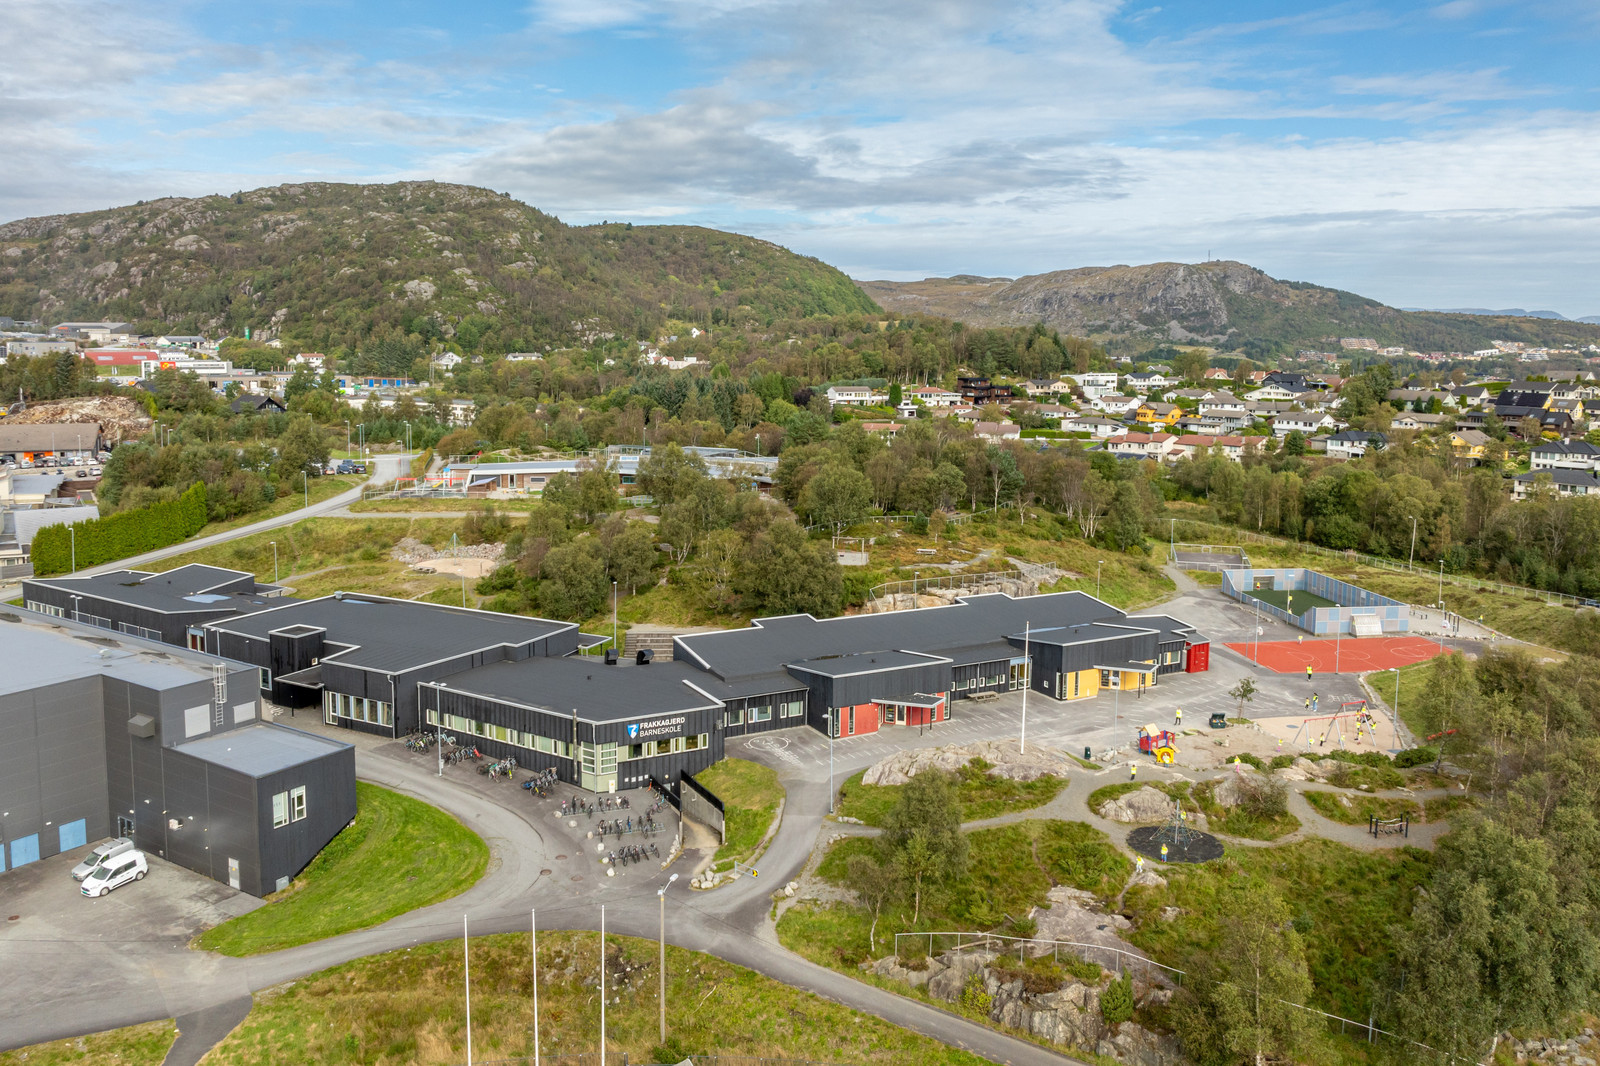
[{"left": 1223, "top": 567, "right": 1410, "bottom": 636}]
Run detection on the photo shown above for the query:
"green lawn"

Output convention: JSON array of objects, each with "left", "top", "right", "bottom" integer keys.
[
  {"left": 194, "top": 475, "right": 363, "bottom": 538},
  {"left": 835, "top": 760, "right": 1069, "bottom": 826},
  {"left": 194, "top": 782, "right": 488, "bottom": 956},
  {"left": 1243, "top": 587, "right": 1338, "bottom": 613},
  {"left": 695, "top": 758, "right": 784, "bottom": 873},
  {"left": 1304, "top": 790, "right": 1420, "bottom": 825},
  {"left": 0, "top": 1021, "right": 177, "bottom": 1066},
  {"left": 204, "top": 931, "right": 992, "bottom": 1066}
]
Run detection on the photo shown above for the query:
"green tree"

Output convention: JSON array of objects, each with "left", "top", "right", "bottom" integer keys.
[
  {"left": 538, "top": 540, "right": 609, "bottom": 619},
  {"left": 637, "top": 442, "right": 711, "bottom": 507},
  {"left": 274, "top": 414, "right": 329, "bottom": 481},
  {"left": 576, "top": 462, "right": 618, "bottom": 523},
  {"left": 881, "top": 770, "right": 968, "bottom": 924},
  {"left": 799, "top": 463, "right": 873, "bottom": 533},
  {"left": 845, "top": 853, "right": 901, "bottom": 953},
  {"left": 735, "top": 519, "right": 843, "bottom": 617},
  {"left": 1229, "top": 677, "right": 1256, "bottom": 716},
  {"left": 599, "top": 516, "right": 657, "bottom": 595},
  {"left": 1281, "top": 430, "right": 1306, "bottom": 457},
  {"left": 1173, "top": 878, "right": 1319, "bottom": 1066},
  {"left": 887, "top": 382, "right": 902, "bottom": 406}
]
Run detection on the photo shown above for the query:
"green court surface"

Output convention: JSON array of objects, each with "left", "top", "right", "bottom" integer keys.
[{"left": 1244, "top": 588, "right": 1339, "bottom": 614}]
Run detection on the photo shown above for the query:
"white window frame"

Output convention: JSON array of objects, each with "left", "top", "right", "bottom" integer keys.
[
  {"left": 260, "top": 667, "right": 272, "bottom": 691},
  {"left": 290, "top": 786, "right": 307, "bottom": 822},
  {"left": 271, "top": 791, "right": 289, "bottom": 828}
]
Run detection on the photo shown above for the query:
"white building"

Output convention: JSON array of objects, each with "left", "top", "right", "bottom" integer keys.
[{"left": 1067, "top": 372, "right": 1120, "bottom": 399}]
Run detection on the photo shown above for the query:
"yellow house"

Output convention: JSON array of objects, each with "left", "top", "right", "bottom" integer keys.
[
  {"left": 1449, "top": 429, "right": 1489, "bottom": 462},
  {"left": 1135, "top": 401, "right": 1181, "bottom": 426}
]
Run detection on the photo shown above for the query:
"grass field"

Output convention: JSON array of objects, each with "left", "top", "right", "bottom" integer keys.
[
  {"left": 1243, "top": 587, "right": 1339, "bottom": 613},
  {"left": 1304, "top": 791, "right": 1420, "bottom": 825},
  {"left": 347, "top": 497, "right": 544, "bottom": 513},
  {"left": 193, "top": 476, "right": 365, "bottom": 538},
  {"left": 694, "top": 758, "right": 784, "bottom": 873},
  {"left": 835, "top": 761, "right": 1068, "bottom": 826},
  {"left": 1191, "top": 779, "right": 1302, "bottom": 841},
  {"left": 203, "top": 931, "right": 991, "bottom": 1066},
  {"left": 0, "top": 1021, "right": 177, "bottom": 1066},
  {"left": 194, "top": 782, "right": 488, "bottom": 956}
]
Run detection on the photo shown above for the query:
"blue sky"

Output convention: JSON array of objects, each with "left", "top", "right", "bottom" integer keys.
[{"left": 5, "top": 0, "right": 1600, "bottom": 314}]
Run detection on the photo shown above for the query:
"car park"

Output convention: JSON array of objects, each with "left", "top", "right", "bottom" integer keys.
[
  {"left": 70, "top": 838, "right": 137, "bottom": 882},
  {"left": 80, "top": 851, "right": 148, "bottom": 897}
]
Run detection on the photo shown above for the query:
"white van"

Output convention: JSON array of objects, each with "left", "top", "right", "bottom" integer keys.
[
  {"left": 80, "top": 851, "right": 148, "bottom": 897},
  {"left": 70, "top": 838, "right": 137, "bottom": 882}
]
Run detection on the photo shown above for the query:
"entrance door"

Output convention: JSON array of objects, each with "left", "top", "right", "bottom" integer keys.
[
  {"left": 1009, "top": 658, "right": 1030, "bottom": 691},
  {"left": 117, "top": 816, "right": 135, "bottom": 838},
  {"left": 228, "top": 857, "right": 241, "bottom": 890}
]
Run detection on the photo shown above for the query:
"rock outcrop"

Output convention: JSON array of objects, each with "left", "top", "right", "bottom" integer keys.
[
  {"left": 862, "top": 740, "right": 1072, "bottom": 787},
  {"left": 1096, "top": 786, "right": 1177, "bottom": 823}
]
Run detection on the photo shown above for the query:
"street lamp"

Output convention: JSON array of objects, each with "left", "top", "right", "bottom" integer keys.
[
  {"left": 343, "top": 419, "right": 351, "bottom": 457},
  {"left": 1437, "top": 559, "right": 1445, "bottom": 609},
  {"left": 301, "top": 469, "right": 309, "bottom": 510},
  {"left": 658, "top": 873, "right": 680, "bottom": 1043},
  {"left": 612, "top": 579, "right": 618, "bottom": 652},
  {"left": 1169, "top": 517, "right": 1176, "bottom": 558},
  {"left": 1407, "top": 516, "right": 1418, "bottom": 570},
  {"left": 70, "top": 593, "right": 81, "bottom": 623},
  {"left": 1096, "top": 560, "right": 1104, "bottom": 600},
  {"left": 69, "top": 525, "right": 77, "bottom": 573},
  {"left": 270, "top": 541, "right": 278, "bottom": 584}
]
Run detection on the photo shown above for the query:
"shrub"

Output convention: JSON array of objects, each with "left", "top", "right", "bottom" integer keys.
[
  {"left": 960, "top": 974, "right": 993, "bottom": 1015},
  {"left": 1394, "top": 746, "right": 1438, "bottom": 769},
  {"left": 31, "top": 482, "right": 208, "bottom": 575},
  {"left": 1234, "top": 774, "right": 1290, "bottom": 820},
  {"left": 1232, "top": 752, "right": 1267, "bottom": 771},
  {"left": 1269, "top": 754, "right": 1296, "bottom": 770},
  {"left": 1101, "top": 972, "right": 1134, "bottom": 1026},
  {"left": 1323, "top": 749, "right": 1394, "bottom": 769}
]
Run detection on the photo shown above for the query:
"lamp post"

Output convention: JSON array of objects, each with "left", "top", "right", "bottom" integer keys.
[
  {"left": 1437, "top": 559, "right": 1445, "bottom": 609},
  {"left": 612, "top": 580, "right": 618, "bottom": 652},
  {"left": 658, "top": 873, "right": 679, "bottom": 1043},
  {"left": 1096, "top": 560, "right": 1104, "bottom": 600},
  {"left": 301, "top": 469, "right": 309, "bottom": 511},
  {"left": 270, "top": 541, "right": 278, "bottom": 584},
  {"left": 343, "top": 419, "right": 351, "bottom": 457},
  {"left": 1169, "top": 517, "right": 1176, "bottom": 558},
  {"left": 1407, "top": 516, "right": 1418, "bottom": 570},
  {"left": 599, "top": 905, "right": 607, "bottom": 1066},
  {"left": 69, "top": 525, "right": 76, "bottom": 573},
  {"left": 1019, "top": 620, "right": 1030, "bottom": 754},
  {"left": 70, "top": 593, "right": 81, "bottom": 623},
  {"left": 828, "top": 709, "right": 836, "bottom": 814}
]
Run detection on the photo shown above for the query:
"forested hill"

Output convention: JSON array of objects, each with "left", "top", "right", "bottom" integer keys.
[
  {"left": 0, "top": 181, "right": 878, "bottom": 352},
  {"left": 858, "top": 261, "right": 1600, "bottom": 354}
]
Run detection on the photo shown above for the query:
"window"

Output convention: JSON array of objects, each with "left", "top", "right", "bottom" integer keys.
[
  {"left": 780, "top": 699, "right": 805, "bottom": 719},
  {"left": 271, "top": 792, "right": 288, "bottom": 828},
  {"left": 259, "top": 667, "right": 272, "bottom": 691},
  {"left": 724, "top": 708, "right": 744, "bottom": 727},
  {"left": 290, "top": 786, "right": 307, "bottom": 822},
  {"left": 685, "top": 733, "right": 705, "bottom": 751},
  {"left": 628, "top": 743, "right": 645, "bottom": 760},
  {"left": 748, "top": 705, "right": 772, "bottom": 723},
  {"left": 846, "top": 706, "right": 855, "bottom": 734}
]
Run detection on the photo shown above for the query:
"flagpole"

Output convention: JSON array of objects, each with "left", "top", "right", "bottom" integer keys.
[
  {"left": 1019, "top": 620, "right": 1030, "bottom": 754},
  {"left": 600, "top": 904, "right": 607, "bottom": 1066},
  {"left": 531, "top": 909, "right": 540, "bottom": 1066},
  {"left": 464, "top": 915, "right": 473, "bottom": 1066}
]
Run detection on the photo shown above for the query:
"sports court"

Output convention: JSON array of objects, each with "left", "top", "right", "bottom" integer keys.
[
  {"left": 1240, "top": 588, "right": 1338, "bottom": 613},
  {"left": 1225, "top": 636, "right": 1446, "bottom": 674}
]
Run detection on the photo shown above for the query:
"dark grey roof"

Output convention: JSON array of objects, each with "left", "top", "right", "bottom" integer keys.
[
  {"left": 1515, "top": 469, "right": 1600, "bottom": 487},
  {"left": 27, "top": 564, "right": 281, "bottom": 616},
  {"left": 175, "top": 723, "right": 351, "bottom": 776},
  {"left": 675, "top": 592, "right": 1121, "bottom": 684},
  {"left": 1532, "top": 441, "right": 1600, "bottom": 456},
  {"left": 432, "top": 656, "right": 722, "bottom": 723},
  {"left": 207, "top": 594, "right": 577, "bottom": 674},
  {"left": 1013, "top": 621, "right": 1157, "bottom": 647},
  {"left": 788, "top": 650, "right": 951, "bottom": 678}
]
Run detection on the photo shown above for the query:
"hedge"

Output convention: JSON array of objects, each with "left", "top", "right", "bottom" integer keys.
[{"left": 32, "top": 482, "right": 208, "bottom": 576}]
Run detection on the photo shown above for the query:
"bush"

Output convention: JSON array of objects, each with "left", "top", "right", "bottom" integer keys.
[
  {"left": 1269, "top": 754, "right": 1296, "bottom": 770},
  {"left": 960, "top": 974, "right": 993, "bottom": 1016},
  {"left": 1101, "top": 972, "right": 1134, "bottom": 1026},
  {"left": 1394, "top": 746, "right": 1438, "bottom": 769},
  {"left": 1234, "top": 774, "right": 1290, "bottom": 820},
  {"left": 1323, "top": 749, "right": 1394, "bottom": 769},
  {"left": 1231, "top": 752, "right": 1267, "bottom": 771},
  {"left": 31, "top": 482, "right": 208, "bottom": 575}
]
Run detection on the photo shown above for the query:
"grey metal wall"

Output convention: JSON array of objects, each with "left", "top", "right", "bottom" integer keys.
[
  {"left": 719, "top": 688, "right": 810, "bottom": 739},
  {"left": 254, "top": 741, "right": 357, "bottom": 896},
  {"left": 0, "top": 677, "right": 108, "bottom": 870}
]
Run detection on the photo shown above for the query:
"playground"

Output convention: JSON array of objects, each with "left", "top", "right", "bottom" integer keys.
[
  {"left": 1225, "top": 636, "right": 1446, "bottom": 674},
  {"left": 1253, "top": 701, "right": 1402, "bottom": 753},
  {"left": 1241, "top": 588, "right": 1338, "bottom": 614}
]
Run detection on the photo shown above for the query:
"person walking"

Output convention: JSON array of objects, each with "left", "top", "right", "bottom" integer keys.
[
  {"left": 1174, "top": 707, "right": 1183, "bottom": 727},
  {"left": 1306, "top": 665, "right": 1313, "bottom": 682},
  {"left": 1135, "top": 855, "right": 1145, "bottom": 876},
  {"left": 1130, "top": 762, "right": 1138, "bottom": 782},
  {"left": 1160, "top": 843, "right": 1169, "bottom": 862}
]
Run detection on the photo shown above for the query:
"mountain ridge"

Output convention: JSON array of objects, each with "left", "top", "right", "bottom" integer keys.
[
  {"left": 858, "top": 262, "right": 1600, "bottom": 353},
  {"left": 0, "top": 181, "right": 878, "bottom": 351}
]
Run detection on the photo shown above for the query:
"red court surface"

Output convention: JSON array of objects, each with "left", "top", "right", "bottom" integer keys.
[{"left": 1225, "top": 636, "right": 1447, "bottom": 674}]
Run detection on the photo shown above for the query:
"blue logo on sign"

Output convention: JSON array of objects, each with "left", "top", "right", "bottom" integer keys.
[{"left": 628, "top": 724, "right": 639, "bottom": 739}]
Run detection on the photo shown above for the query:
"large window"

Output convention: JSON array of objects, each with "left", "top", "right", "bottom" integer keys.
[
  {"left": 290, "top": 786, "right": 307, "bottom": 822},
  {"left": 748, "top": 704, "right": 772, "bottom": 723},
  {"left": 271, "top": 791, "right": 288, "bottom": 828},
  {"left": 324, "top": 690, "right": 392, "bottom": 727},
  {"left": 780, "top": 699, "right": 805, "bottom": 719},
  {"left": 260, "top": 668, "right": 272, "bottom": 691}
]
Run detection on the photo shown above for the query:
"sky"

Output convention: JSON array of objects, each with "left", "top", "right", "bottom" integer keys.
[{"left": 4, "top": 0, "right": 1599, "bottom": 315}]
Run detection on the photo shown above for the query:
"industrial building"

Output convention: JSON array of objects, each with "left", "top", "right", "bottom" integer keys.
[
  {"left": 23, "top": 570, "right": 1210, "bottom": 794},
  {"left": 0, "top": 609, "right": 354, "bottom": 896}
]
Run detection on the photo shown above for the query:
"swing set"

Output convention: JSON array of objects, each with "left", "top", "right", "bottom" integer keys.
[{"left": 1290, "top": 701, "right": 1374, "bottom": 750}]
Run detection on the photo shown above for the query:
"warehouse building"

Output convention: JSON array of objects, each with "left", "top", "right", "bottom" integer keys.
[
  {"left": 22, "top": 570, "right": 1210, "bottom": 792},
  {"left": 0, "top": 610, "right": 354, "bottom": 896}
]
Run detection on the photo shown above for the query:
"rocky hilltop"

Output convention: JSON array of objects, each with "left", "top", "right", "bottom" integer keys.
[
  {"left": 0, "top": 182, "right": 877, "bottom": 350},
  {"left": 859, "top": 261, "right": 1600, "bottom": 352}
]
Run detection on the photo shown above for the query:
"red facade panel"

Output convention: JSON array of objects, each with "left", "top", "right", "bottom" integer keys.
[{"left": 1185, "top": 641, "right": 1210, "bottom": 672}]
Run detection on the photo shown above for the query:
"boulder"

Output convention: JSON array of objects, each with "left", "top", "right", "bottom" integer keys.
[
  {"left": 1097, "top": 786, "right": 1175, "bottom": 823},
  {"left": 1098, "top": 1022, "right": 1186, "bottom": 1066},
  {"left": 1211, "top": 769, "right": 1268, "bottom": 807},
  {"left": 862, "top": 739, "right": 1071, "bottom": 786},
  {"left": 992, "top": 979, "right": 1106, "bottom": 1049},
  {"left": 926, "top": 950, "right": 994, "bottom": 1001},
  {"left": 871, "top": 955, "right": 942, "bottom": 989}
]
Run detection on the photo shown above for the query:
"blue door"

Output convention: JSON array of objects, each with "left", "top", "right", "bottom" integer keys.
[
  {"left": 10, "top": 834, "right": 40, "bottom": 868},
  {"left": 0, "top": 845, "right": 6, "bottom": 872},
  {"left": 59, "top": 819, "right": 87, "bottom": 852}
]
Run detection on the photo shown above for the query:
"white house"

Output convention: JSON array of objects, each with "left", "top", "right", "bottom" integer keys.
[
  {"left": 1324, "top": 430, "right": 1387, "bottom": 459},
  {"left": 504, "top": 352, "right": 545, "bottom": 362},
  {"left": 446, "top": 399, "right": 477, "bottom": 426},
  {"left": 1067, "top": 372, "right": 1120, "bottom": 399},
  {"left": 1169, "top": 434, "right": 1269, "bottom": 462},
  {"left": 1105, "top": 432, "right": 1177, "bottom": 460},
  {"left": 1026, "top": 378, "right": 1075, "bottom": 398},
  {"left": 825, "top": 385, "right": 885, "bottom": 406},
  {"left": 1246, "top": 382, "right": 1314, "bottom": 403},
  {"left": 1530, "top": 441, "right": 1600, "bottom": 473},
  {"left": 1198, "top": 392, "right": 1247, "bottom": 417},
  {"left": 974, "top": 421, "right": 1021, "bottom": 442},
  {"left": 1062, "top": 416, "right": 1122, "bottom": 438},
  {"left": 431, "top": 352, "right": 465, "bottom": 370},
  {"left": 1125, "top": 371, "right": 1171, "bottom": 393},
  {"left": 1091, "top": 394, "right": 1140, "bottom": 416},
  {"left": 905, "top": 385, "right": 962, "bottom": 407},
  {"left": 1513, "top": 469, "right": 1600, "bottom": 500},
  {"left": 1272, "top": 412, "right": 1337, "bottom": 438}
]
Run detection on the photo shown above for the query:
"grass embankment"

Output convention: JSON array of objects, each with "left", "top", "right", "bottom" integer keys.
[
  {"left": 1184, "top": 570, "right": 1224, "bottom": 587},
  {"left": 194, "top": 475, "right": 364, "bottom": 537},
  {"left": 205, "top": 932, "right": 990, "bottom": 1066},
  {"left": 347, "top": 497, "right": 543, "bottom": 513},
  {"left": 0, "top": 1021, "right": 177, "bottom": 1066},
  {"left": 1191, "top": 778, "right": 1302, "bottom": 841},
  {"left": 1124, "top": 840, "right": 1432, "bottom": 1021},
  {"left": 149, "top": 517, "right": 477, "bottom": 603},
  {"left": 836, "top": 760, "right": 1068, "bottom": 826},
  {"left": 781, "top": 821, "right": 1130, "bottom": 968},
  {"left": 694, "top": 758, "right": 784, "bottom": 873},
  {"left": 195, "top": 782, "right": 487, "bottom": 956},
  {"left": 1370, "top": 660, "right": 1446, "bottom": 738},
  {"left": 1304, "top": 791, "right": 1420, "bottom": 825}
]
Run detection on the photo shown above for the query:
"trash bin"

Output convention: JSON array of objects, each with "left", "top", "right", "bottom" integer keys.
[{"left": 1084, "top": 746, "right": 1093, "bottom": 761}]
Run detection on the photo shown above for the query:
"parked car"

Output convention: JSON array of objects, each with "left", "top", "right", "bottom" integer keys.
[
  {"left": 73, "top": 469, "right": 87, "bottom": 477},
  {"left": 70, "top": 838, "right": 137, "bottom": 882},
  {"left": 352, "top": 463, "right": 367, "bottom": 474},
  {"left": 335, "top": 460, "right": 356, "bottom": 475},
  {"left": 81, "top": 850, "right": 148, "bottom": 896}
]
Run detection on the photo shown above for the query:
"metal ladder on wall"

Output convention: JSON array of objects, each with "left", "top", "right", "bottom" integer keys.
[{"left": 212, "top": 662, "right": 228, "bottom": 729}]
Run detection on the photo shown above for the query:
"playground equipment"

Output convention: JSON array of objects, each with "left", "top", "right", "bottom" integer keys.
[
  {"left": 1290, "top": 700, "right": 1372, "bottom": 750},
  {"left": 1138, "top": 724, "right": 1179, "bottom": 764}
]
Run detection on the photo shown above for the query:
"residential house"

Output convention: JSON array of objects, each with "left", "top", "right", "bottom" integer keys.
[
  {"left": 430, "top": 352, "right": 465, "bottom": 370},
  {"left": 230, "top": 395, "right": 287, "bottom": 415},
  {"left": 1027, "top": 403, "right": 1074, "bottom": 421},
  {"left": 1450, "top": 385, "right": 1492, "bottom": 407},
  {"left": 949, "top": 405, "right": 981, "bottom": 423},
  {"left": 1387, "top": 389, "right": 1455, "bottom": 410},
  {"left": 1530, "top": 441, "right": 1600, "bottom": 473},
  {"left": 906, "top": 385, "right": 962, "bottom": 407},
  {"left": 1026, "top": 378, "right": 1074, "bottom": 398},
  {"left": 290, "top": 352, "right": 327, "bottom": 369},
  {"left": 974, "top": 421, "right": 1021, "bottom": 442},
  {"left": 1066, "top": 372, "right": 1120, "bottom": 399},
  {"left": 503, "top": 352, "right": 545, "bottom": 362},
  {"left": 956, "top": 376, "right": 1006, "bottom": 405},
  {"left": 1198, "top": 392, "right": 1248, "bottom": 418},
  {"left": 1513, "top": 469, "right": 1600, "bottom": 500},
  {"left": 1449, "top": 430, "right": 1491, "bottom": 463},
  {"left": 1105, "top": 432, "right": 1177, "bottom": 460},
  {"left": 1203, "top": 368, "right": 1233, "bottom": 381},
  {"left": 862, "top": 421, "right": 903, "bottom": 439},
  {"left": 1134, "top": 401, "right": 1181, "bottom": 426},
  {"left": 1246, "top": 380, "right": 1315, "bottom": 403},
  {"left": 1091, "top": 395, "right": 1140, "bottom": 416},
  {"left": 1168, "top": 389, "right": 1216, "bottom": 403},
  {"left": 1061, "top": 416, "right": 1122, "bottom": 439},
  {"left": 1125, "top": 371, "right": 1171, "bottom": 393},
  {"left": 825, "top": 384, "right": 880, "bottom": 406},
  {"left": 1169, "top": 435, "right": 1268, "bottom": 462},
  {"left": 1272, "top": 412, "right": 1337, "bottom": 439},
  {"left": 896, "top": 400, "right": 920, "bottom": 419},
  {"left": 1499, "top": 407, "right": 1574, "bottom": 439},
  {"left": 446, "top": 399, "right": 477, "bottom": 427},
  {"left": 1392, "top": 411, "right": 1452, "bottom": 431},
  {"left": 1324, "top": 430, "right": 1387, "bottom": 460}
]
